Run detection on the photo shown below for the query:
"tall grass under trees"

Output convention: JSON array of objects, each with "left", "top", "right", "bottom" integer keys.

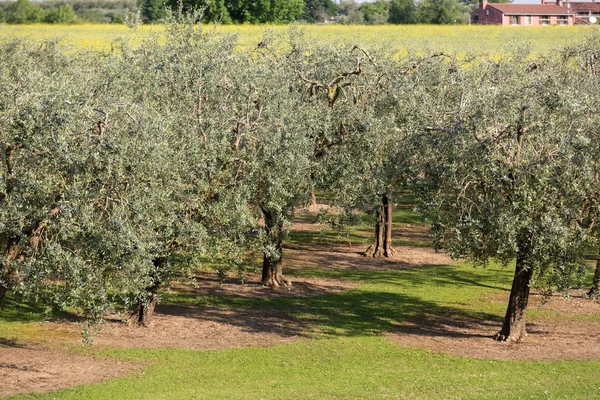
[{"left": 1, "top": 10, "right": 600, "bottom": 396}]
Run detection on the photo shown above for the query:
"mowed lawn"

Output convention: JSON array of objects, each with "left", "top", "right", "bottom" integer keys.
[
  {"left": 11, "top": 338, "right": 600, "bottom": 399},
  {"left": 0, "top": 24, "right": 596, "bottom": 56},
  {"left": 4, "top": 261, "right": 600, "bottom": 400}
]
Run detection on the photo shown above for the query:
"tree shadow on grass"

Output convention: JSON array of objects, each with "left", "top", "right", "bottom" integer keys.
[
  {"left": 0, "top": 294, "right": 82, "bottom": 324},
  {"left": 156, "top": 303, "right": 307, "bottom": 339},
  {"left": 1, "top": 264, "right": 511, "bottom": 349},
  {"left": 287, "top": 262, "right": 509, "bottom": 293},
  {"left": 155, "top": 274, "right": 504, "bottom": 342},
  {"left": 0, "top": 337, "right": 27, "bottom": 348},
  {"left": 280, "top": 289, "right": 502, "bottom": 338}
]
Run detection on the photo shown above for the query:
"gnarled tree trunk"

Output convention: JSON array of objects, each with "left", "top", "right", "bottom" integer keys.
[
  {"left": 131, "top": 258, "right": 164, "bottom": 327},
  {"left": 0, "top": 237, "right": 21, "bottom": 311},
  {"left": 364, "top": 193, "right": 397, "bottom": 258},
  {"left": 0, "top": 285, "right": 7, "bottom": 311},
  {"left": 132, "top": 287, "right": 158, "bottom": 327},
  {"left": 588, "top": 253, "right": 600, "bottom": 299},
  {"left": 495, "top": 234, "right": 534, "bottom": 342},
  {"left": 308, "top": 188, "right": 317, "bottom": 209},
  {"left": 261, "top": 207, "right": 290, "bottom": 287}
]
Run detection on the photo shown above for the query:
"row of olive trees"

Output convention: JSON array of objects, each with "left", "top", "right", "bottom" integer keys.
[
  {"left": 0, "top": 13, "right": 319, "bottom": 323},
  {"left": 314, "top": 41, "right": 600, "bottom": 342},
  {"left": 1, "top": 15, "right": 599, "bottom": 340}
]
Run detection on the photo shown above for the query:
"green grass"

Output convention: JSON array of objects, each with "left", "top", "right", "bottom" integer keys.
[
  {"left": 5, "top": 261, "right": 600, "bottom": 399},
  {"left": 164, "top": 262, "right": 513, "bottom": 334},
  {"left": 9, "top": 337, "right": 600, "bottom": 400},
  {"left": 0, "top": 295, "right": 83, "bottom": 345}
]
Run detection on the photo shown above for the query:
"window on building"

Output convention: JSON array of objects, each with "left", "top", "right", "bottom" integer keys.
[
  {"left": 511, "top": 15, "right": 519, "bottom": 25},
  {"left": 524, "top": 15, "right": 532, "bottom": 25},
  {"left": 540, "top": 16, "right": 550, "bottom": 25},
  {"left": 472, "top": 14, "right": 479, "bottom": 24},
  {"left": 557, "top": 15, "right": 568, "bottom": 25}
]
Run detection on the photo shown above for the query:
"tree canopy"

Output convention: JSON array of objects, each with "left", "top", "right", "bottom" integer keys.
[{"left": 2, "top": 14, "right": 600, "bottom": 343}]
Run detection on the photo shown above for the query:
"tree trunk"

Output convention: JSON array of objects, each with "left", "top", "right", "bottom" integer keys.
[
  {"left": 309, "top": 188, "right": 317, "bottom": 209},
  {"left": 364, "top": 193, "right": 397, "bottom": 258},
  {"left": 305, "top": 172, "right": 318, "bottom": 210},
  {"left": 261, "top": 207, "right": 290, "bottom": 287},
  {"left": 588, "top": 253, "right": 600, "bottom": 299},
  {"left": 132, "top": 288, "right": 158, "bottom": 327},
  {"left": 0, "top": 285, "right": 7, "bottom": 311},
  {"left": 494, "top": 235, "right": 534, "bottom": 342},
  {"left": 0, "top": 238, "right": 21, "bottom": 313},
  {"left": 130, "top": 259, "right": 163, "bottom": 327}
]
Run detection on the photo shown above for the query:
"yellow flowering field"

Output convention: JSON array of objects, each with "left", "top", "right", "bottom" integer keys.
[{"left": 0, "top": 23, "right": 595, "bottom": 57}]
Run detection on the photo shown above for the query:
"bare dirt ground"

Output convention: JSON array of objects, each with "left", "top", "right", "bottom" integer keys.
[
  {"left": 388, "top": 292, "right": 600, "bottom": 361},
  {"left": 0, "top": 273, "right": 355, "bottom": 398},
  {"left": 178, "top": 271, "right": 356, "bottom": 299},
  {"left": 2, "top": 214, "right": 600, "bottom": 397},
  {"left": 286, "top": 219, "right": 454, "bottom": 271},
  {"left": 0, "top": 341, "right": 138, "bottom": 398}
]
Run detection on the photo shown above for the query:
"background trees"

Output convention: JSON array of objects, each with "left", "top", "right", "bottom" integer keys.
[
  {"left": 417, "top": 0, "right": 463, "bottom": 24},
  {"left": 302, "top": 0, "right": 337, "bottom": 22},
  {"left": 0, "top": 0, "right": 475, "bottom": 25},
  {"left": 141, "top": 0, "right": 167, "bottom": 22},
  {"left": 0, "top": 0, "right": 135, "bottom": 23},
  {"left": 3, "top": 0, "right": 43, "bottom": 23},
  {"left": 389, "top": 0, "right": 417, "bottom": 24}
]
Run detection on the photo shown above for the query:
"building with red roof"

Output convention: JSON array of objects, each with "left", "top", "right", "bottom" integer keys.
[
  {"left": 569, "top": 1, "right": 600, "bottom": 24},
  {"left": 471, "top": 0, "right": 575, "bottom": 25}
]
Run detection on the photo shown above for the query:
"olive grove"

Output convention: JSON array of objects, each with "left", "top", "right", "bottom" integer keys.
[{"left": 1, "top": 16, "right": 599, "bottom": 342}]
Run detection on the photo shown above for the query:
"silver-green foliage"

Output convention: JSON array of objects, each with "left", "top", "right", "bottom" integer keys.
[
  {"left": 416, "top": 49, "right": 592, "bottom": 284},
  {"left": 4, "top": 17, "right": 600, "bottom": 324}
]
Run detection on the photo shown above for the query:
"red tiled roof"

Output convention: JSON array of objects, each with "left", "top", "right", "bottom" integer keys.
[
  {"left": 486, "top": 4, "right": 571, "bottom": 15},
  {"left": 570, "top": 2, "right": 600, "bottom": 12}
]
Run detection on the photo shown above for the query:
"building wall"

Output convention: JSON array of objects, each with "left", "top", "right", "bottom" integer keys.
[
  {"left": 471, "top": 6, "right": 504, "bottom": 24},
  {"left": 471, "top": 0, "right": 575, "bottom": 25},
  {"left": 472, "top": 9, "right": 575, "bottom": 25}
]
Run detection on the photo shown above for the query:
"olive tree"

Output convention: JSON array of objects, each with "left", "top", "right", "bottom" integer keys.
[
  {"left": 0, "top": 13, "right": 248, "bottom": 324},
  {"left": 232, "top": 34, "right": 317, "bottom": 287},
  {"left": 96, "top": 11, "right": 265, "bottom": 323},
  {"left": 0, "top": 39, "right": 116, "bottom": 312},
  {"left": 308, "top": 49, "right": 452, "bottom": 258},
  {"left": 290, "top": 40, "right": 404, "bottom": 258},
  {"left": 559, "top": 37, "right": 600, "bottom": 299},
  {"left": 416, "top": 52, "right": 590, "bottom": 341}
]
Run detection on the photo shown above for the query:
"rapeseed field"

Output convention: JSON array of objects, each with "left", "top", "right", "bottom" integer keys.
[{"left": 0, "top": 23, "right": 595, "bottom": 56}]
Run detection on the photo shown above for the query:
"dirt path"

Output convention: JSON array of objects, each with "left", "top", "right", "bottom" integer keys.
[
  {"left": 388, "top": 297, "right": 600, "bottom": 361},
  {"left": 0, "top": 342, "right": 138, "bottom": 398}
]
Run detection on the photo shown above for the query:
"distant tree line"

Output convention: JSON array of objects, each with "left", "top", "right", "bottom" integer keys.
[
  {"left": 0, "top": 0, "right": 135, "bottom": 23},
  {"left": 0, "top": 0, "right": 476, "bottom": 25}
]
